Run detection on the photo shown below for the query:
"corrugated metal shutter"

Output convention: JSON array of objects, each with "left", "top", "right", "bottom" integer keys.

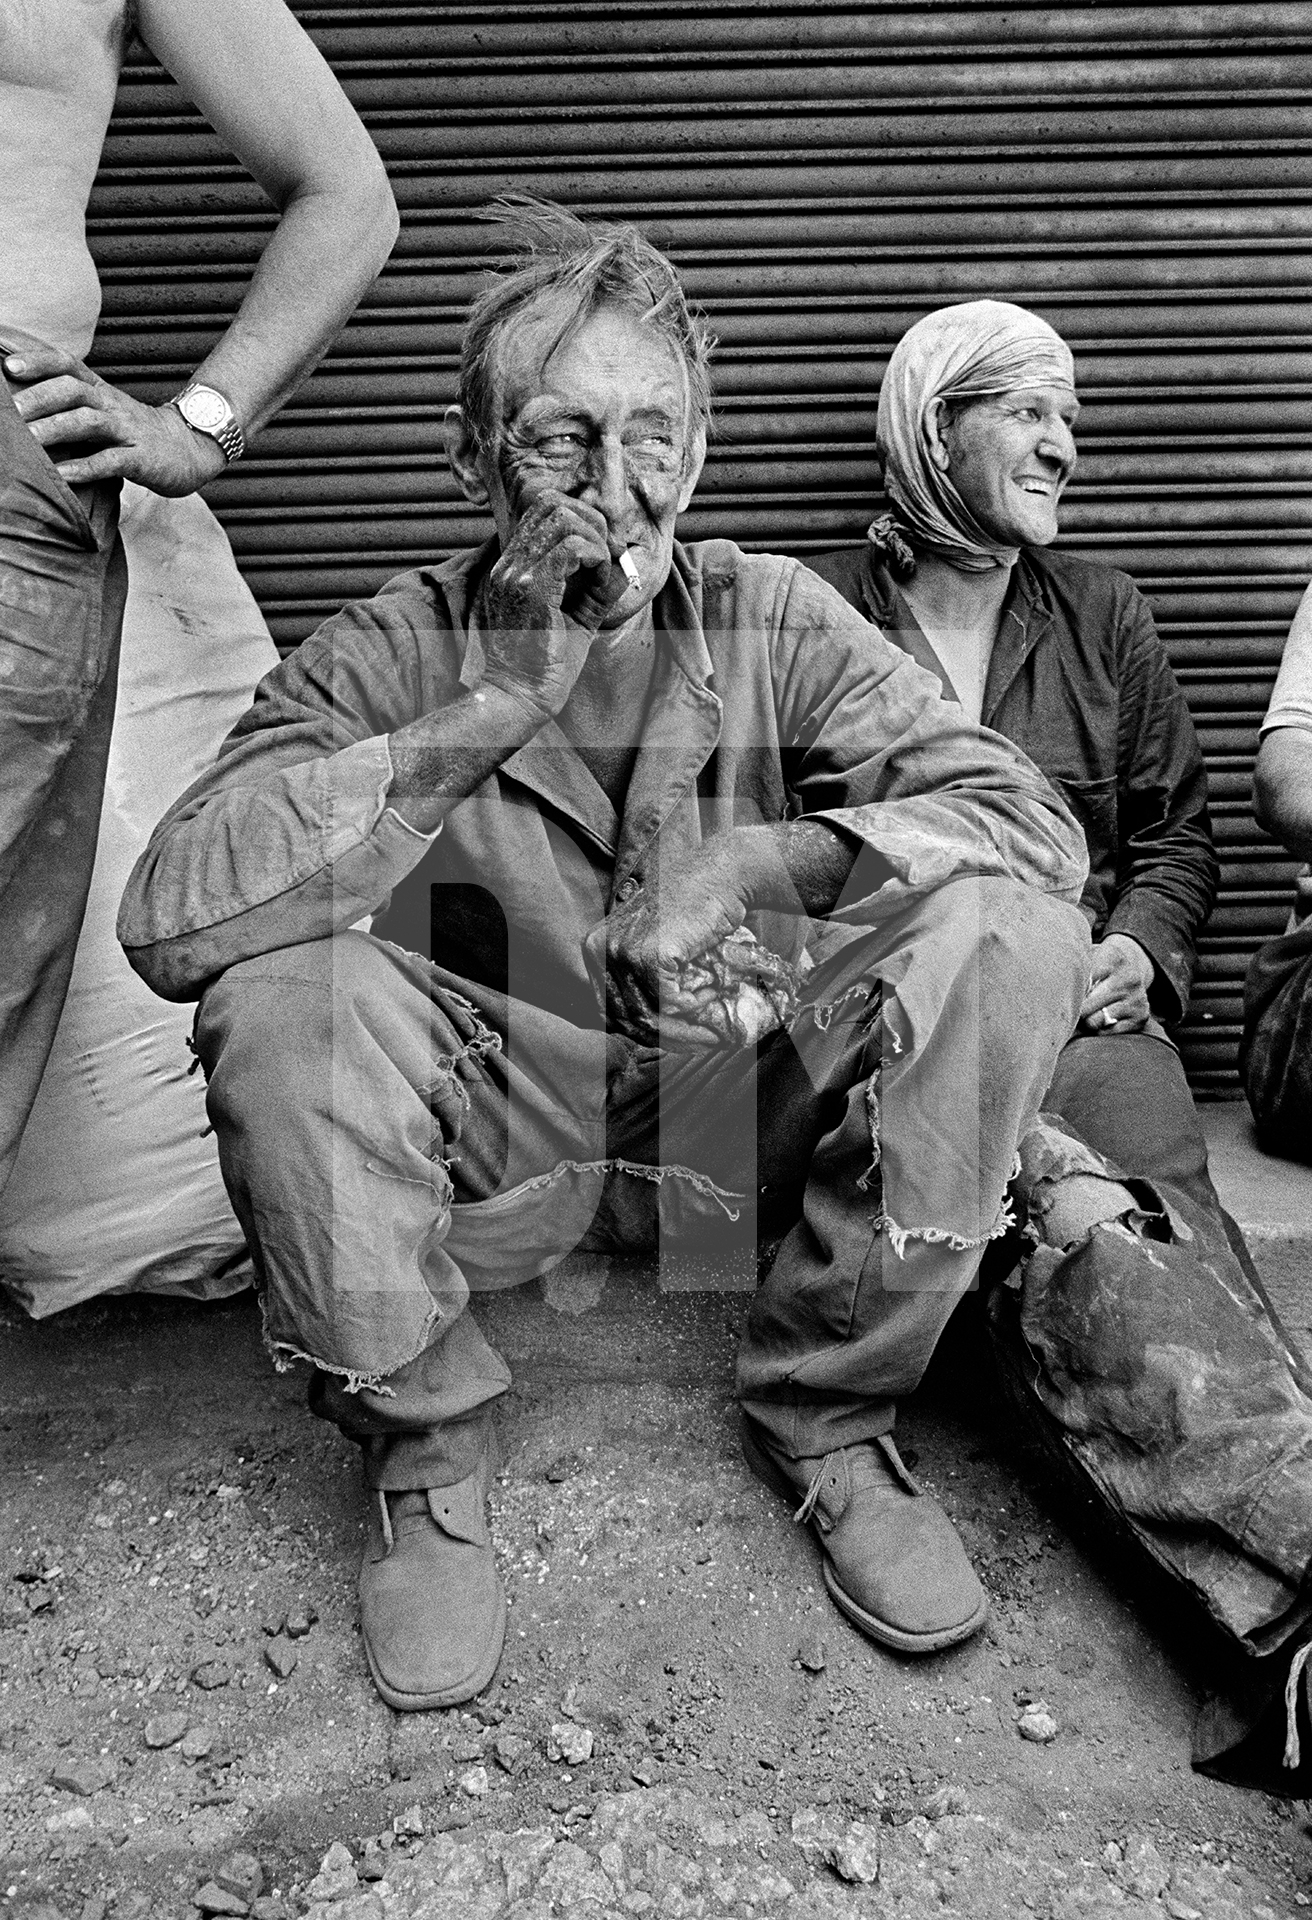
[{"left": 88, "top": 1, "right": 1312, "bottom": 1092}]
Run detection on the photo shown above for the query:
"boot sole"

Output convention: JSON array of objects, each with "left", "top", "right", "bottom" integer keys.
[
  {"left": 362, "top": 1578, "right": 507, "bottom": 1712},
  {"left": 741, "top": 1420, "right": 987, "bottom": 1655}
]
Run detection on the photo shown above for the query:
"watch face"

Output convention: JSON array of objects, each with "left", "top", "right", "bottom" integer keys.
[{"left": 181, "top": 388, "right": 229, "bottom": 432}]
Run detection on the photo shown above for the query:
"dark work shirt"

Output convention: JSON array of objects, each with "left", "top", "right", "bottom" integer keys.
[{"left": 808, "top": 541, "right": 1219, "bottom": 1026}]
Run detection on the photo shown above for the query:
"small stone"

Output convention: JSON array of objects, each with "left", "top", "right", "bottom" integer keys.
[
  {"left": 263, "top": 1639, "right": 297, "bottom": 1679},
  {"left": 432, "top": 1805, "right": 473, "bottom": 1832},
  {"left": 191, "top": 1660, "right": 232, "bottom": 1691},
  {"left": 284, "top": 1605, "right": 317, "bottom": 1639},
  {"left": 393, "top": 1804, "right": 424, "bottom": 1837},
  {"left": 193, "top": 1885, "right": 249, "bottom": 1918},
  {"left": 921, "top": 1785, "right": 969, "bottom": 1820},
  {"left": 260, "top": 1612, "right": 285, "bottom": 1637},
  {"left": 1017, "top": 1703, "right": 1059, "bottom": 1744},
  {"left": 790, "top": 1805, "right": 846, "bottom": 1864},
  {"left": 544, "top": 1454, "right": 581, "bottom": 1483},
  {"left": 459, "top": 1765, "right": 489, "bottom": 1796},
  {"left": 144, "top": 1711, "right": 189, "bottom": 1750},
  {"left": 80, "top": 1898, "right": 110, "bottom": 1920},
  {"left": 547, "top": 1722, "right": 593, "bottom": 1765},
  {"left": 796, "top": 1639, "right": 827, "bottom": 1673},
  {"left": 45, "top": 1805, "right": 93, "bottom": 1834},
  {"left": 1164, "top": 1903, "right": 1202, "bottom": 1920},
  {"left": 49, "top": 1757, "right": 114, "bottom": 1796},
  {"left": 830, "top": 1821, "right": 881, "bottom": 1885},
  {"left": 630, "top": 1757, "right": 657, "bottom": 1786},
  {"left": 359, "top": 1852, "right": 387, "bottom": 1882},
  {"left": 180, "top": 1725, "right": 216, "bottom": 1762},
  {"left": 305, "top": 1839, "right": 357, "bottom": 1902},
  {"left": 1123, "top": 1836, "right": 1169, "bottom": 1902},
  {"left": 494, "top": 1731, "right": 529, "bottom": 1774},
  {"left": 215, "top": 1852, "right": 265, "bottom": 1902},
  {"left": 250, "top": 1903, "right": 289, "bottom": 1920}
]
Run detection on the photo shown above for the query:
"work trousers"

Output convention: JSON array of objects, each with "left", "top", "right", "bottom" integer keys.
[
  {"left": 0, "top": 331, "right": 126, "bottom": 1195},
  {"left": 194, "top": 876, "right": 1089, "bottom": 1490}
]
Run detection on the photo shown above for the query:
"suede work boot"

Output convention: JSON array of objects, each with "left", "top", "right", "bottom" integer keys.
[
  {"left": 359, "top": 1452, "right": 505, "bottom": 1711},
  {"left": 742, "top": 1418, "right": 987, "bottom": 1653}
]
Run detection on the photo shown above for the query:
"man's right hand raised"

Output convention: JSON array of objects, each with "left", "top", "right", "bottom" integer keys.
[
  {"left": 479, "top": 490, "right": 627, "bottom": 722},
  {"left": 386, "top": 491, "right": 627, "bottom": 834}
]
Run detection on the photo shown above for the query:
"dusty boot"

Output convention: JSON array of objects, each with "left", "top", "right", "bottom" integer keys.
[
  {"left": 742, "top": 1418, "right": 987, "bottom": 1653},
  {"left": 359, "top": 1449, "right": 505, "bottom": 1711}
]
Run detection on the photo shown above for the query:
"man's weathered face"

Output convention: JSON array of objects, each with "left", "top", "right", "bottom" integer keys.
[
  {"left": 938, "top": 384, "right": 1079, "bottom": 549},
  {"left": 478, "top": 297, "right": 703, "bottom": 627}
]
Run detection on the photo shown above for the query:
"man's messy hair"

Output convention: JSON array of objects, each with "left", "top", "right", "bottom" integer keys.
[{"left": 459, "top": 196, "right": 714, "bottom": 458}]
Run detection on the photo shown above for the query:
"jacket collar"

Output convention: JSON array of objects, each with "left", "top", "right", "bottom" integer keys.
[
  {"left": 446, "top": 539, "right": 722, "bottom": 874},
  {"left": 856, "top": 535, "right": 1054, "bottom": 724}
]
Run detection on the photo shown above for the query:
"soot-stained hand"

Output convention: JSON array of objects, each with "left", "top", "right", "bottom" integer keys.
[
  {"left": 480, "top": 489, "right": 632, "bottom": 723},
  {"left": 585, "top": 847, "right": 798, "bottom": 1050}
]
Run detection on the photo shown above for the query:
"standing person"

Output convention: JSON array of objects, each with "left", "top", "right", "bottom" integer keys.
[
  {"left": 809, "top": 300, "right": 1312, "bottom": 1794},
  {"left": 0, "top": 0, "right": 398, "bottom": 1194}
]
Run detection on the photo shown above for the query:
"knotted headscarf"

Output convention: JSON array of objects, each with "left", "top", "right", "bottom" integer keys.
[{"left": 874, "top": 300, "right": 1076, "bottom": 573}]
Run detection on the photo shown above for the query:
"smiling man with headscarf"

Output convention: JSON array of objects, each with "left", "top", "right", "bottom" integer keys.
[{"left": 811, "top": 300, "right": 1312, "bottom": 1797}]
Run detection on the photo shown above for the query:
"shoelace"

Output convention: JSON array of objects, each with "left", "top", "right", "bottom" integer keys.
[
  {"left": 793, "top": 1453, "right": 841, "bottom": 1528},
  {"left": 1284, "top": 1639, "right": 1312, "bottom": 1768}
]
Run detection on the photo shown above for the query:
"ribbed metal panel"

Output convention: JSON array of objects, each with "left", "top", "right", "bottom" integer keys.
[{"left": 86, "top": 1, "right": 1312, "bottom": 1090}]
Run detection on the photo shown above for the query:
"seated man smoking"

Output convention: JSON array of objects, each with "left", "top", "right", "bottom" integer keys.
[{"left": 119, "top": 205, "right": 1091, "bottom": 1712}]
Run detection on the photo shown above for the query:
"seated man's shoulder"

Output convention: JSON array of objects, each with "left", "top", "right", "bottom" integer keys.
[
  {"left": 681, "top": 536, "right": 792, "bottom": 592},
  {"left": 802, "top": 543, "right": 868, "bottom": 602},
  {"left": 1025, "top": 545, "right": 1144, "bottom": 627},
  {"left": 300, "top": 546, "right": 487, "bottom": 667},
  {"left": 680, "top": 540, "right": 874, "bottom": 649}
]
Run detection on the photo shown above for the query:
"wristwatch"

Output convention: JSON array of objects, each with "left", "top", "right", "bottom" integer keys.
[{"left": 170, "top": 383, "right": 246, "bottom": 464}]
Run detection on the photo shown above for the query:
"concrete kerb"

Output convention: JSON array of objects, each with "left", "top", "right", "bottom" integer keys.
[{"left": 1201, "top": 1100, "right": 1312, "bottom": 1358}]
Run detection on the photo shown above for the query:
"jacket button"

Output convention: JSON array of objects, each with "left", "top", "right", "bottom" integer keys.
[{"left": 616, "top": 877, "right": 640, "bottom": 903}]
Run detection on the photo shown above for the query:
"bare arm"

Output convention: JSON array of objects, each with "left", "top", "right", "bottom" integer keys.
[
  {"left": 1255, "top": 728, "right": 1312, "bottom": 861},
  {"left": 6, "top": 0, "right": 397, "bottom": 493}
]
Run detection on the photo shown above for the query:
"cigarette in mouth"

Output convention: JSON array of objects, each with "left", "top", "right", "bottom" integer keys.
[{"left": 618, "top": 549, "right": 641, "bottom": 590}]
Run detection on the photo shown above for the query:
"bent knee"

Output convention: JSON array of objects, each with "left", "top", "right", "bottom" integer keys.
[
  {"left": 973, "top": 881, "right": 1090, "bottom": 996},
  {"left": 195, "top": 932, "right": 395, "bottom": 1069}
]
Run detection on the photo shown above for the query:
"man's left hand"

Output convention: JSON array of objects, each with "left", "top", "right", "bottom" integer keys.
[
  {"left": 4, "top": 343, "right": 228, "bottom": 495},
  {"left": 1078, "top": 933, "right": 1155, "bottom": 1034},
  {"left": 585, "top": 845, "right": 753, "bottom": 1049}
]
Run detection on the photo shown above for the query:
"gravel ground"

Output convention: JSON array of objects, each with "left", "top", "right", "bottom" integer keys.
[{"left": 2, "top": 1265, "right": 1310, "bottom": 1919}]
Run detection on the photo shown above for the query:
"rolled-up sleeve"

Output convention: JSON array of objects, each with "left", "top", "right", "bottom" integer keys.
[
  {"left": 118, "top": 583, "right": 447, "bottom": 1000},
  {"left": 770, "top": 563, "right": 1089, "bottom": 915}
]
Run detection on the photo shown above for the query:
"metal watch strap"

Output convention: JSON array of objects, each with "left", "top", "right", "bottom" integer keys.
[
  {"left": 171, "top": 386, "right": 246, "bottom": 465},
  {"left": 206, "top": 414, "right": 246, "bottom": 465}
]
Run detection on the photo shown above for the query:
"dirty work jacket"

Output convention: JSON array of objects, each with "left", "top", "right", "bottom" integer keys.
[
  {"left": 118, "top": 538, "right": 1087, "bottom": 1008},
  {"left": 808, "top": 542, "right": 1218, "bottom": 1026}
]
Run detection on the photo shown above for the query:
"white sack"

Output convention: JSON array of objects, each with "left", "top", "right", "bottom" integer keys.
[{"left": 0, "top": 482, "right": 279, "bottom": 1316}]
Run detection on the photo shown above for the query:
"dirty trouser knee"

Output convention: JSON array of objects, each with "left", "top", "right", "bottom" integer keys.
[
  {"left": 735, "top": 876, "right": 1090, "bottom": 1459},
  {"left": 0, "top": 340, "right": 125, "bottom": 1195},
  {"left": 194, "top": 931, "right": 615, "bottom": 1490}
]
